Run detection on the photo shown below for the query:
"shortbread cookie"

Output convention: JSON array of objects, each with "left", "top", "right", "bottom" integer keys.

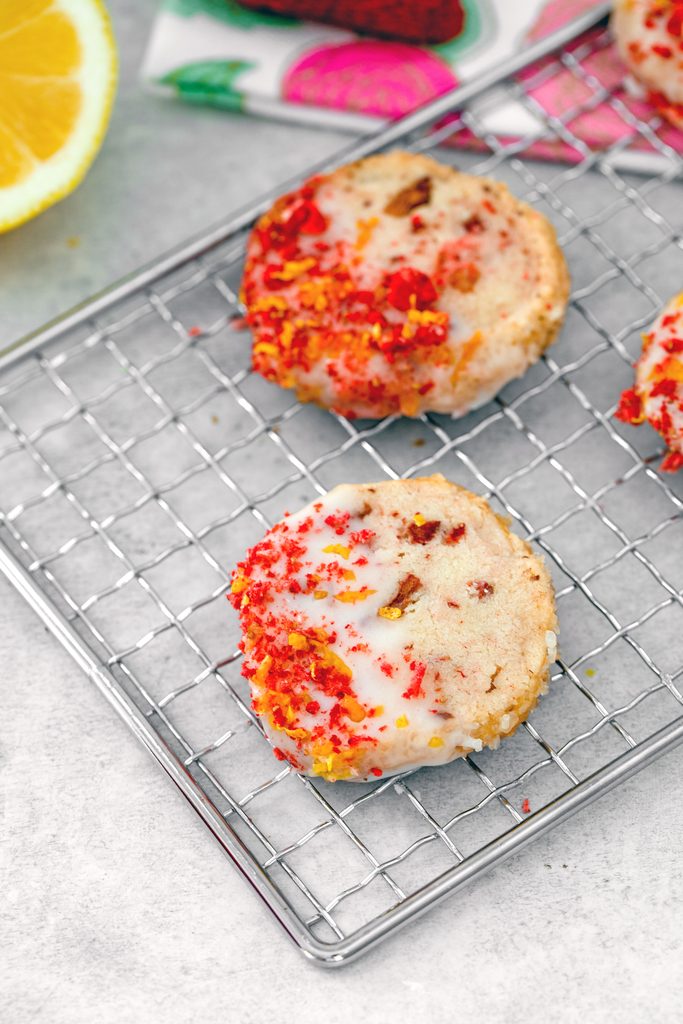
[
  {"left": 242, "top": 151, "right": 569, "bottom": 419},
  {"left": 616, "top": 291, "right": 683, "bottom": 472},
  {"left": 229, "top": 475, "right": 558, "bottom": 782},
  {"left": 613, "top": 0, "right": 683, "bottom": 129}
]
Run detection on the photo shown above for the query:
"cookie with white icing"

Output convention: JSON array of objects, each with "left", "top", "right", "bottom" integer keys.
[
  {"left": 242, "top": 151, "right": 569, "bottom": 420},
  {"left": 616, "top": 291, "right": 683, "bottom": 472},
  {"left": 229, "top": 475, "right": 558, "bottom": 782},
  {"left": 612, "top": 0, "right": 683, "bottom": 128}
]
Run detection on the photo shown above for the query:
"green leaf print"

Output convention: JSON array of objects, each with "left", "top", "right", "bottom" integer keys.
[
  {"left": 432, "top": 0, "right": 495, "bottom": 65},
  {"left": 164, "top": 0, "right": 299, "bottom": 29},
  {"left": 160, "top": 60, "right": 256, "bottom": 111}
]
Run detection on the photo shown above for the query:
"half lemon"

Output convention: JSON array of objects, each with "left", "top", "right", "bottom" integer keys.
[{"left": 0, "top": 0, "right": 117, "bottom": 233}]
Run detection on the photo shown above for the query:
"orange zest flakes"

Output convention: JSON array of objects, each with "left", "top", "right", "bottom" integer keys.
[
  {"left": 334, "top": 588, "right": 377, "bottom": 603},
  {"left": 270, "top": 257, "right": 316, "bottom": 281},
  {"left": 311, "top": 741, "right": 360, "bottom": 781},
  {"left": 450, "top": 330, "right": 483, "bottom": 384},
  {"left": 323, "top": 543, "right": 350, "bottom": 558},
  {"left": 428, "top": 736, "right": 444, "bottom": 748},
  {"left": 341, "top": 695, "right": 366, "bottom": 723},
  {"left": 355, "top": 216, "right": 379, "bottom": 251},
  {"left": 230, "top": 575, "right": 249, "bottom": 594},
  {"left": 283, "top": 726, "right": 307, "bottom": 740},
  {"left": 288, "top": 631, "right": 310, "bottom": 650},
  {"left": 656, "top": 360, "right": 683, "bottom": 383},
  {"left": 407, "top": 307, "right": 448, "bottom": 328},
  {"left": 399, "top": 392, "right": 422, "bottom": 417},
  {"left": 250, "top": 295, "right": 287, "bottom": 314},
  {"left": 299, "top": 279, "right": 328, "bottom": 311},
  {"left": 253, "top": 342, "right": 279, "bottom": 357},
  {"left": 313, "top": 589, "right": 328, "bottom": 600},
  {"left": 378, "top": 606, "right": 402, "bottom": 620},
  {"left": 279, "top": 321, "right": 294, "bottom": 349},
  {"left": 253, "top": 654, "right": 272, "bottom": 684},
  {"left": 395, "top": 715, "right": 409, "bottom": 728},
  {"left": 342, "top": 569, "right": 357, "bottom": 581}
]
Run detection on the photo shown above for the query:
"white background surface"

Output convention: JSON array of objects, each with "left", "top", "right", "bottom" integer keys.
[{"left": 2, "top": 3, "right": 683, "bottom": 1021}]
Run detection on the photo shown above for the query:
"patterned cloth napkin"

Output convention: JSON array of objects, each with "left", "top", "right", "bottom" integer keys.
[{"left": 142, "top": 0, "right": 683, "bottom": 170}]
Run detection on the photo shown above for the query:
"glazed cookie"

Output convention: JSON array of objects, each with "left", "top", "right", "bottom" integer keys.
[
  {"left": 612, "top": 0, "right": 683, "bottom": 128},
  {"left": 242, "top": 151, "right": 570, "bottom": 420},
  {"left": 229, "top": 475, "right": 558, "bottom": 782},
  {"left": 616, "top": 291, "right": 683, "bottom": 472}
]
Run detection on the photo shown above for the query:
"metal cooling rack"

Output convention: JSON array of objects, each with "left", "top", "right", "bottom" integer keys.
[{"left": 2, "top": 3, "right": 683, "bottom": 966}]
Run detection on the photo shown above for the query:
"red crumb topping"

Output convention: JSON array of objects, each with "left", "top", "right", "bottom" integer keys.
[
  {"left": 386, "top": 267, "right": 438, "bottom": 311},
  {"left": 613, "top": 299, "right": 683, "bottom": 471},
  {"left": 228, "top": 498, "right": 457, "bottom": 778},
  {"left": 242, "top": 171, "right": 510, "bottom": 417},
  {"left": 402, "top": 662, "right": 427, "bottom": 699},
  {"left": 615, "top": 388, "right": 644, "bottom": 425}
]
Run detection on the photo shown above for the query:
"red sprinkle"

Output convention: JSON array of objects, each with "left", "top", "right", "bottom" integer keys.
[
  {"left": 661, "top": 450, "right": 683, "bottom": 472},
  {"left": 521, "top": 798, "right": 531, "bottom": 815},
  {"left": 668, "top": 8, "right": 683, "bottom": 37},
  {"left": 385, "top": 267, "right": 438, "bottom": 311},
  {"left": 402, "top": 662, "right": 427, "bottom": 699},
  {"left": 445, "top": 523, "right": 467, "bottom": 544},
  {"left": 614, "top": 388, "right": 643, "bottom": 424},
  {"left": 283, "top": 198, "right": 328, "bottom": 236},
  {"left": 651, "top": 378, "right": 678, "bottom": 399}
]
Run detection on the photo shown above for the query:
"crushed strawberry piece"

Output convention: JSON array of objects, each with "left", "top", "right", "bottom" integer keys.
[
  {"left": 661, "top": 450, "right": 683, "bottom": 472},
  {"left": 385, "top": 267, "right": 438, "bottom": 311},
  {"left": 402, "top": 662, "right": 427, "bottom": 699},
  {"left": 445, "top": 523, "right": 467, "bottom": 544},
  {"left": 651, "top": 378, "right": 678, "bottom": 399},
  {"left": 614, "top": 388, "right": 644, "bottom": 424}
]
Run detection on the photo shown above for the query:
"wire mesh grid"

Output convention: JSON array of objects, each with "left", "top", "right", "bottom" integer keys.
[{"left": 2, "top": 12, "right": 683, "bottom": 965}]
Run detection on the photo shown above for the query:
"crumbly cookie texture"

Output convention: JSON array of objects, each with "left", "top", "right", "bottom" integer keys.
[
  {"left": 242, "top": 151, "right": 569, "bottom": 420},
  {"left": 229, "top": 475, "right": 559, "bottom": 782},
  {"left": 612, "top": 0, "right": 683, "bottom": 128},
  {"left": 615, "top": 291, "right": 683, "bottom": 472}
]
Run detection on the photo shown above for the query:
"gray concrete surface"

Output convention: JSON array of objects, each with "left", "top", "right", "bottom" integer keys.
[{"left": 2, "top": 3, "right": 683, "bottom": 1023}]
